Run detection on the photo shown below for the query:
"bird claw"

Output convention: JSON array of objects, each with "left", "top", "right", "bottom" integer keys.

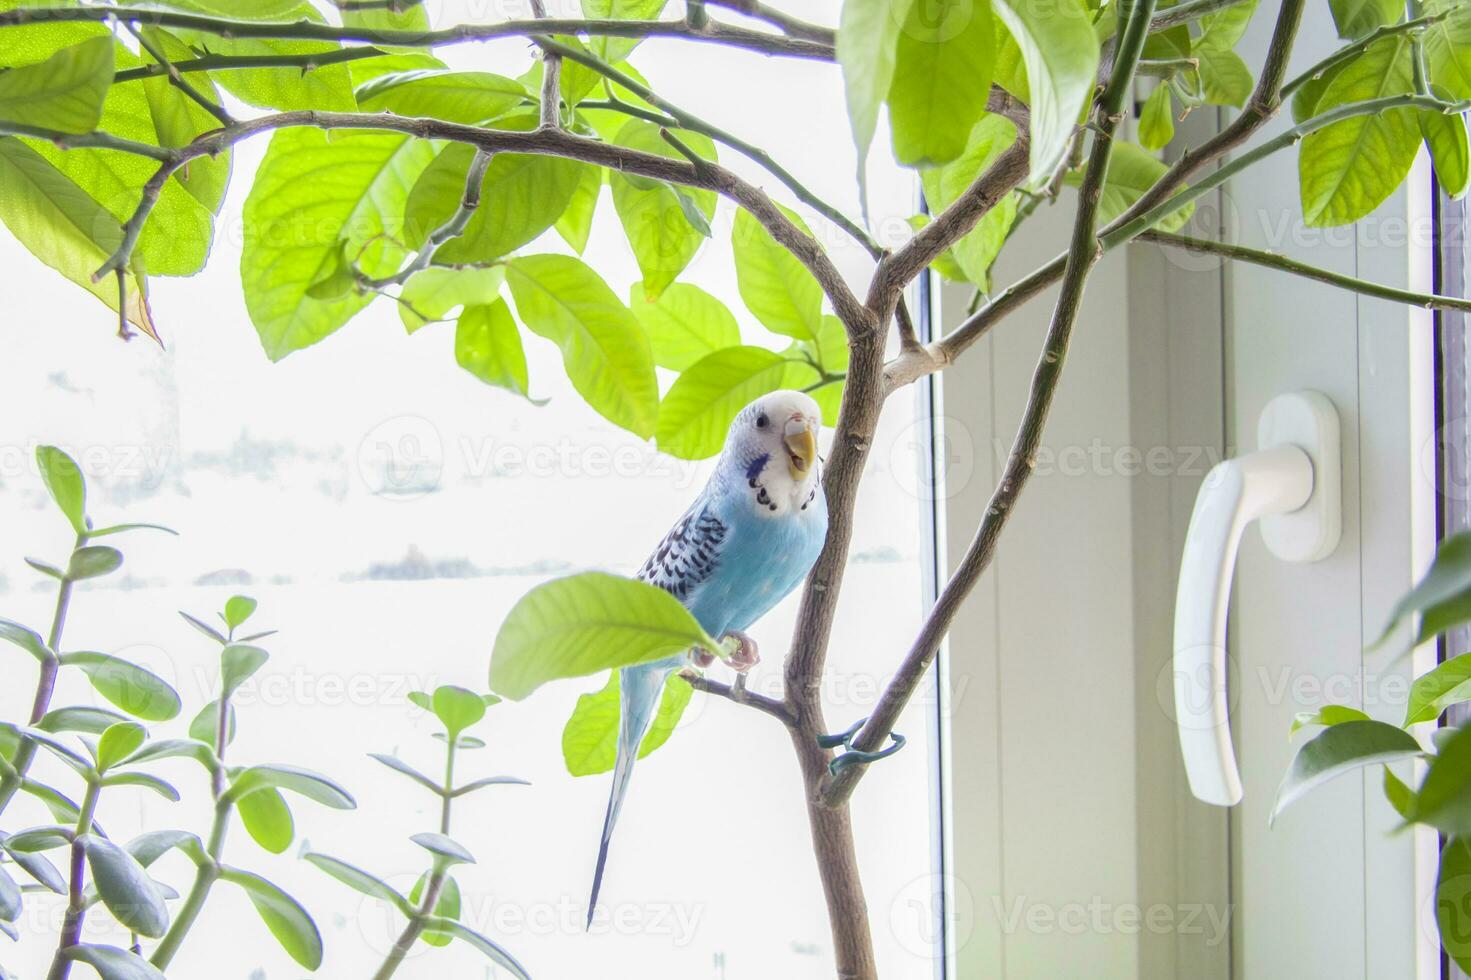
[{"left": 720, "top": 630, "right": 759, "bottom": 673}]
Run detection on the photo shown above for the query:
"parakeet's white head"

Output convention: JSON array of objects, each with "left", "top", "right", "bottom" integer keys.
[{"left": 721, "top": 389, "right": 824, "bottom": 517}]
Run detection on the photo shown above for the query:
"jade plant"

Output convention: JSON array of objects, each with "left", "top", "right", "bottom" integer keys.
[{"left": 0, "top": 447, "right": 531, "bottom": 978}]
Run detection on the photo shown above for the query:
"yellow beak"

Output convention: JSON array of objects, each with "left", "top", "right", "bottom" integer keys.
[{"left": 784, "top": 421, "right": 817, "bottom": 479}]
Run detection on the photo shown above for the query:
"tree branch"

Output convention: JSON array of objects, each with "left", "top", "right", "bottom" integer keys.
[
  {"left": 700, "top": 0, "right": 835, "bottom": 44},
  {"left": 1137, "top": 229, "right": 1471, "bottom": 311},
  {"left": 679, "top": 670, "right": 794, "bottom": 725},
  {"left": 360, "top": 149, "right": 493, "bottom": 290},
  {"left": 0, "top": 7, "right": 834, "bottom": 60},
  {"left": 124, "top": 21, "right": 234, "bottom": 126},
  {"left": 527, "top": 0, "right": 563, "bottom": 130},
  {"left": 820, "top": 0, "right": 1162, "bottom": 808},
  {"left": 1280, "top": 12, "right": 1445, "bottom": 99},
  {"left": 113, "top": 46, "right": 391, "bottom": 84}
]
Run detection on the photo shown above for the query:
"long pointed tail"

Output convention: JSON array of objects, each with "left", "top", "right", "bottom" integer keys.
[{"left": 586, "top": 663, "right": 670, "bottom": 929}]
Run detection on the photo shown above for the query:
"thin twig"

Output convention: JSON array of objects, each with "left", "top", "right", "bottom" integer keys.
[
  {"left": 527, "top": 0, "right": 563, "bottom": 130},
  {"left": 679, "top": 669, "right": 793, "bottom": 725},
  {"left": 0, "top": 7, "right": 834, "bottom": 60},
  {"left": 122, "top": 21, "right": 234, "bottom": 126},
  {"left": 113, "top": 46, "right": 390, "bottom": 84},
  {"left": 1138, "top": 229, "right": 1471, "bottom": 311},
  {"left": 1280, "top": 13, "right": 1444, "bottom": 99},
  {"left": 360, "top": 150, "right": 494, "bottom": 290},
  {"left": 701, "top": 0, "right": 834, "bottom": 44}
]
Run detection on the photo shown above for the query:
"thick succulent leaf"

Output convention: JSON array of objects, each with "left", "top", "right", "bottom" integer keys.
[
  {"left": 37, "top": 706, "right": 129, "bottom": 735},
  {"left": 60, "top": 944, "right": 166, "bottom": 980},
  {"left": 0, "top": 618, "right": 52, "bottom": 663},
  {"left": 221, "top": 644, "right": 270, "bottom": 698},
  {"left": 238, "top": 786, "right": 294, "bottom": 854},
  {"left": 219, "top": 867, "right": 323, "bottom": 970},
  {"left": 303, "top": 852, "right": 413, "bottom": 915},
  {"left": 61, "top": 652, "right": 181, "bottom": 721},
  {"left": 489, "top": 572, "right": 719, "bottom": 699},
  {"left": 562, "top": 670, "right": 693, "bottom": 776},
  {"left": 226, "top": 765, "right": 355, "bottom": 810},
  {"left": 410, "top": 832, "right": 475, "bottom": 867},
  {"left": 431, "top": 917, "right": 532, "bottom": 980},
  {"left": 83, "top": 835, "right": 170, "bottom": 938}
]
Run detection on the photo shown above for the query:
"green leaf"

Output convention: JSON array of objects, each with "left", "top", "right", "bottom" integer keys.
[
  {"left": 405, "top": 132, "right": 584, "bottom": 265},
  {"left": 67, "top": 546, "right": 122, "bottom": 581},
  {"left": 430, "top": 917, "right": 532, "bottom": 980},
  {"left": 1197, "top": 0, "right": 1258, "bottom": 50},
  {"left": 218, "top": 867, "right": 323, "bottom": 970},
  {"left": 221, "top": 644, "right": 269, "bottom": 698},
  {"left": 0, "top": 35, "right": 112, "bottom": 135},
  {"left": 505, "top": 254, "right": 659, "bottom": 438},
  {"left": 1298, "top": 36, "right": 1419, "bottom": 228},
  {"left": 223, "top": 595, "right": 258, "bottom": 631},
  {"left": 993, "top": 0, "right": 1099, "bottom": 183},
  {"left": 1379, "top": 531, "right": 1471, "bottom": 646},
  {"left": 1411, "top": 723, "right": 1471, "bottom": 834},
  {"left": 888, "top": 0, "right": 995, "bottom": 166},
  {"left": 411, "top": 831, "right": 474, "bottom": 867},
  {"left": 1426, "top": 0, "right": 1471, "bottom": 101},
  {"left": 562, "top": 670, "right": 693, "bottom": 776},
  {"left": 451, "top": 774, "right": 530, "bottom": 797},
  {"left": 189, "top": 700, "right": 234, "bottom": 749},
  {"left": 1272, "top": 720, "right": 1422, "bottom": 825},
  {"left": 83, "top": 835, "right": 170, "bottom": 937},
  {"left": 59, "top": 944, "right": 166, "bottom": 980},
  {"left": 489, "top": 571, "right": 719, "bottom": 700},
  {"left": 238, "top": 786, "right": 294, "bottom": 854},
  {"left": 0, "top": 865, "right": 16, "bottom": 922},
  {"left": 124, "top": 831, "right": 202, "bottom": 870},
  {"left": 456, "top": 300, "right": 530, "bottom": 397},
  {"left": 732, "top": 206, "right": 823, "bottom": 340},
  {"left": 1406, "top": 654, "right": 1471, "bottom": 725},
  {"left": 837, "top": 0, "right": 913, "bottom": 169},
  {"left": 1384, "top": 765, "right": 1416, "bottom": 819},
  {"left": 2, "top": 841, "right": 66, "bottom": 894},
  {"left": 431, "top": 685, "right": 487, "bottom": 738},
  {"left": 368, "top": 753, "right": 443, "bottom": 795},
  {"left": 61, "top": 652, "right": 180, "bottom": 721},
  {"left": 580, "top": 0, "right": 667, "bottom": 61},
  {"left": 656, "top": 346, "right": 819, "bottom": 459},
  {"left": 1423, "top": 108, "right": 1471, "bottom": 200},
  {"left": 37, "top": 706, "right": 128, "bottom": 735},
  {"left": 1192, "top": 47, "right": 1253, "bottom": 108},
  {"left": 1139, "top": 85, "right": 1175, "bottom": 151},
  {"left": 0, "top": 618, "right": 51, "bottom": 663},
  {"left": 180, "top": 611, "right": 228, "bottom": 645},
  {"left": 556, "top": 162, "right": 603, "bottom": 254},
  {"left": 0, "top": 138, "right": 154, "bottom": 336},
  {"left": 1439, "top": 837, "right": 1471, "bottom": 973},
  {"left": 410, "top": 873, "right": 460, "bottom": 946},
  {"left": 356, "top": 70, "right": 527, "bottom": 125},
  {"left": 226, "top": 765, "right": 356, "bottom": 810},
  {"left": 399, "top": 267, "right": 506, "bottom": 333},
  {"left": 919, "top": 114, "right": 1020, "bottom": 288},
  {"left": 609, "top": 119, "right": 717, "bottom": 298},
  {"left": 1328, "top": 0, "right": 1402, "bottom": 39},
  {"left": 303, "top": 852, "right": 413, "bottom": 915},
  {"left": 1072, "top": 142, "right": 1196, "bottom": 233},
  {"left": 138, "top": 28, "right": 230, "bottom": 213},
  {"left": 3, "top": 826, "right": 73, "bottom": 853},
  {"left": 35, "top": 445, "right": 86, "bottom": 534},
  {"left": 1289, "top": 704, "right": 1370, "bottom": 735},
  {"left": 95, "top": 722, "right": 146, "bottom": 773},
  {"left": 241, "top": 128, "right": 436, "bottom": 360},
  {"left": 100, "top": 771, "right": 179, "bottom": 801},
  {"left": 629, "top": 281, "right": 742, "bottom": 371},
  {"left": 121, "top": 737, "right": 217, "bottom": 772}
]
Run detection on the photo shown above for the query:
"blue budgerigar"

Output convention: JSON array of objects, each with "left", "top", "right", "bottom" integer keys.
[{"left": 587, "top": 389, "right": 830, "bottom": 925}]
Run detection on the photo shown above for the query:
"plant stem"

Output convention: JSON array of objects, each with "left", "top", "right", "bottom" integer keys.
[
  {"left": 0, "top": 7, "right": 833, "bottom": 61},
  {"left": 47, "top": 780, "right": 100, "bottom": 980},
  {"left": 113, "top": 46, "right": 391, "bottom": 84},
  {"left": 0, "top": 534, "right": 82, "bottom": 817},
  {"left": 359, "top": 149, "right": 493, "bottom": 290},
  {"left": 1279, "top": 13, "right": 1443, "bottom": 99},
  {"left": 372, "top": 743, "right": 457, "bottom": 980}
]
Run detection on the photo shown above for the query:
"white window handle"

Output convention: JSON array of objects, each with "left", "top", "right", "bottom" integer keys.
[{"left": 1174, "top": 390, "right": 1342, "bottom": 806}]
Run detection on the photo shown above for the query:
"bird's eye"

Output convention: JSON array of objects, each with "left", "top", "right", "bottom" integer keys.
[{"left": 756, "top": 413, "right": 769, "bottom": 429}]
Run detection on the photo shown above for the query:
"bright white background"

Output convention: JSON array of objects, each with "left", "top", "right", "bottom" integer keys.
[{"left": 0, "top": 3, "right": 947, "bottom": 977}]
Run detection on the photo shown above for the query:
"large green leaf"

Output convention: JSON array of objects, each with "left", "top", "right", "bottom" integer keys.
[
  {"left": 61, "top": 652, "right": 180, "bottom": 721},
  {"left": 1412, "top": 723, "right": 1471, "bottom": 835},
  {"left": 1427, "top": 0, "right": 1471, "bottom": 101},
  {"left": 656, "top": 346, "right": 819, "bottom": 459},
  {"left": 406, "top": 139, "right": 584, "bottom": 265},
  {"left": 505, "top": 254, "right": 659, "bottom": 437},
  {"left": 241, "top": 127, "right": 436, "bottom": 359},
  {"left": 1329, "top": 0, "right": 1402, "bottom": 39},
  {"left": 1289, "top": 704, "right": 1370, "bottom": 735},
  {"left": 1192, "top": 47, "right": 1253, "bottom": 107},
  {"left": 732, "top": 206, "right": 822, "bottom": 341},
  {"left": 887, "top": 0, "right": 995, "bottom": 167},
  {"left": 457, "top": 300, "right": 530, "bottom": 397},
  {"left": 610, "top": 119, "right": 717, "bottom": 299},
  {"left": 398, "top": 266, "right": 505, "bottom": 333},
  {"left": 1196, "top": 0, "right": 1259, "bottom": 50},
  {"left": 1380, "top": 531, "right": 1471, "bottom": 646},
  {"left": 489, "top": 572, "right": 719, "bottom": 700},
  {"left": 1439, "top": 837, "right": 1471, "bottom": 973},
  {"left": 139, "top": 28, "right": 231, "bottom": 214},
  {"left": 629, "top": 281, "right": 742, "bottom": 371},
  {"left": 562, "top": 670, "right": 694, "bottom": 776},
  {"left": 0, "top": 138, "right": 155, "bottom": 335},
  {"left": 1407, "top": 654, "right": 1471, "bottom": 725},
  {"left": 83, "top": 835, "right": 170, "bottom": 937},
  {"left": 1423, "top": 108, "right": 1471, "bottom": 199},
  {"left": 837, "top": 0, "right": 914, "bottom": 167},
  {"left": 219, "top": 867, "right": 323, "bottom": 970},
  {"left": 1272, "top": 720, "right": 1422, "bottom": 825},
  {"left": 556, "top": 162, "right": 603, "bottom": 254},
  {"left": 1298, "top": 36, "right": 1419, "bottom": 227},
  {"left": 357, "top": 69, "right": 527, "bottom": 124},
  {"left": 581, "top": 0, "right": 668, "bottom": 62},
  {"left": 920, "top": 114, "right": 1020, "bottom": 288},
  {"left": 0, "top": 35, "right": 112, "bottom": 135},
  {"left": 238, "top": 785, "right": 294, "bottom": 854},
  {"left": 993, "top": 0, "right": 1099, "bottom": 183},
  {"left": 1139, "top": 85, "right": 1175, "bottom": 152}
]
